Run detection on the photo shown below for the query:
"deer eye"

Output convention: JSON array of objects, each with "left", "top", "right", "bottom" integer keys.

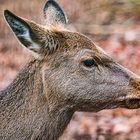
[{"left": 83, "top": 59, "right": 97, "bottom": 67}]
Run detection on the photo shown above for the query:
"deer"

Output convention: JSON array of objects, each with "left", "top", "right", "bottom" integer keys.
[{"left": 0, "top": 0, "right": 140, "bottom": 140}]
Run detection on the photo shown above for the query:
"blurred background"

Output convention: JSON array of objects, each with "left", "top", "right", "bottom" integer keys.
[{"left": 0, "top": 0, "right": 140, "bottom": 140}]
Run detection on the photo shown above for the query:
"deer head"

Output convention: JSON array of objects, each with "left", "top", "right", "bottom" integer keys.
[{"left": 4, "top": 0, "right": 140, "bottom": 114}]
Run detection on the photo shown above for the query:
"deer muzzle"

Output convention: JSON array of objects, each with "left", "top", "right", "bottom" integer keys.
[{"left": 125, "top": 77, "right": 140, "bottom": 109}]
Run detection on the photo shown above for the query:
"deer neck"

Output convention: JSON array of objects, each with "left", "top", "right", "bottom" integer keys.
[
  {"left": 0, "top": 59, "right": 73, "bottom": 140},
  {"left": 35, "top": 108, "right": 74, "bottom": 140},
  {"left": 0, "top": 59, "right": 46, "bottom": 111}
]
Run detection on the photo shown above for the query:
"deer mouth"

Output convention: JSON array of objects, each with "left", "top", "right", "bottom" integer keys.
[{"left": 125, "top": 98, "right": 140, "bottom": 109}]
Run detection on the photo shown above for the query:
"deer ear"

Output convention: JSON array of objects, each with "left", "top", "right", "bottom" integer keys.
[
  {"left": 4, "top": 10, "right": 41, "bottom": 54},
  {"left": 43, "top": 0, "right": 68, "bottom": 26}
]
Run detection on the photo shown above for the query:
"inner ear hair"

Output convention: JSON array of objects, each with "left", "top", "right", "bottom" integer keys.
[{"left": 43, "top": 0, "right": 68, "bottom": 26}]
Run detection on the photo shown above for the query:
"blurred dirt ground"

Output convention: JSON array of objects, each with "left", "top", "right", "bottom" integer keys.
[{"left": 0, "top": 0, "right": 140, "bottom": 140}]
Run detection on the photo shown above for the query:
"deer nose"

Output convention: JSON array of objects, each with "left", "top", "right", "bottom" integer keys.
[
  {"left": 130, "top": 77, "right": 140, "bottom": 96},
  {"left": 125, "top": 77, "right": 140, "bottom": 109}
]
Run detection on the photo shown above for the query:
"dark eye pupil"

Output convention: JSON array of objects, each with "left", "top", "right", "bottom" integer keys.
[{"left": 83, "top": 59, "right": 97, "bottom": 67}]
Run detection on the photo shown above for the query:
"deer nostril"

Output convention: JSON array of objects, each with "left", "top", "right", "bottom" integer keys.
[
  {"left": 129, "top": 78, "right": 140, "bottom": 91},
  {"left": 125, "top": 98, "right": 140, "bottom": 109}
]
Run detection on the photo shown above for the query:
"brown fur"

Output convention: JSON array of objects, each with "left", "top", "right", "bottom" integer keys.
[{"left": 1, "top": 2, "right": 140, "bottom": 140}]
